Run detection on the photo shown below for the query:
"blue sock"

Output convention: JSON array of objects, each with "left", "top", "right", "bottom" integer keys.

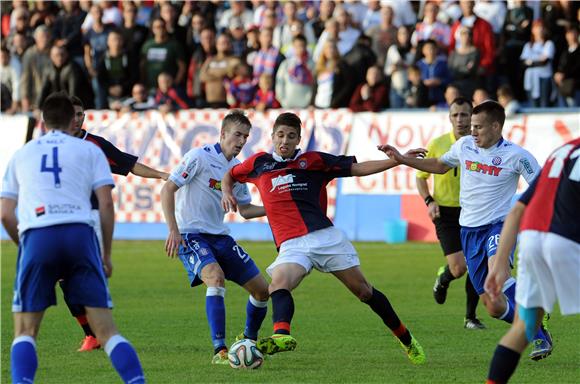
[
  {"left": 499, "top": 278, "right": 516, "bottom": 324},
  {"left": 11, "top": 336, "right": 37, "bottom": 384},
  {"left": 105, "top": 335, "right": 145, "bottom": 384},
  {"left": 206, "top": 287, "right": 226, "bottom": 351},
  {"left": 244, "top": 295, "right": 268, "bottom": 340}
]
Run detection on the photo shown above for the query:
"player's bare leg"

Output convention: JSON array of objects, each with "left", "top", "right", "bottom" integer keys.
[{"left": 332, "top": 266, "right": 425, "bottom": 364}]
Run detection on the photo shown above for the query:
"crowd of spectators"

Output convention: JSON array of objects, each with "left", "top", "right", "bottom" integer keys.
[{"left": 1, "top": 0, "right": 579, "bottom": 115}]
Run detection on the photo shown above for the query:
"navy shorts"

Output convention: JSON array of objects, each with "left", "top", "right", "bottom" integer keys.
[
  {"left": 178, "top": 233, "right": 260, "bottom": 287},
  {"left": 12, "top": 223, "right": 112, "bottom": 312},
  {"left": 460, "top": 222, "right": 514, "bottom": 295}
]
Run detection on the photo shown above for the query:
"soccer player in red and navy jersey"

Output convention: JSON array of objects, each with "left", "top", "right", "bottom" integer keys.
[
  {"left": 221, "top": 112, "right": 427, "bottom": 364},
  {"left": 65, "top": 96, "right": 169, "bottom": 352},
  {"left": 484, "top": 138, "right": 580, "bottom": 384}
]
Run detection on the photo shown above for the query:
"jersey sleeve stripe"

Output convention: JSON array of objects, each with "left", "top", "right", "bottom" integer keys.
[
  {"left": 0, "top": 191, "right": 18, "bottom": 199},
  {"left": 168, "top": 175, "right": 185, "bottom": 188},
  {"left": 92, "top": 178, "right": 115, "bottom": 190}
]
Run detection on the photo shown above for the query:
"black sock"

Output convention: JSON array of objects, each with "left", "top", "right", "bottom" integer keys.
[
  {"left": 363, "top": 287, "right": 412, "bottom": 346},
  {"left": 465, "top": 276, "right": 480, "bottom": 320},
  {"left": 81, "top": 322, "right": 96, "bottom": 337},
  {"left": 439, "top": 265, "right": 456, "bottom": 286},
  {"left": 487, "top": 345, "right": 521, "bottom": 384},
  {"left": 271, "top": 289, "right": 294, "bottom": 335}
]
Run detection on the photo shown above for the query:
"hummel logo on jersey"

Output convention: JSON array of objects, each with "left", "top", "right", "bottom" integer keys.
[
  {"left": 465, "top": 160, "right": 503, "bottom": 176},
  {"left": 270, "top": 174, "right": 295, "bottom": 192},
  {"left": 209, "top": 178, "right": 222, "bottom": 191}
]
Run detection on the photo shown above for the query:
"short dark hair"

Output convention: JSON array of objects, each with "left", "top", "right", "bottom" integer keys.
[
  {"left": 449, "top": 97, "right": 473, "bottom": 110},
  {"left": 42, "top": 92, "right": 75, "bottom": 129},
  {"left": 69, "top": 95, "right": 84, "bottom": 109},
  {"left": 292, "top": 34, "right": 307, "bottom": 44},
  {"left": 472, "top": 100, "right": 505, "bottom": 127},
  {"left": 273, "top": 112, "right": 301, "bottom": 136},
  {"left": 497, "top": 84, "right": 514, "bottom": 99},
  {"left": 222, "top": 110, "right": 251, "bottom": 132}
]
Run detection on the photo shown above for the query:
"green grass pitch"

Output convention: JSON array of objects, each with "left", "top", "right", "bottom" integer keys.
[{"left": 2, "top": 240, "right": 579, "bottom": 383}]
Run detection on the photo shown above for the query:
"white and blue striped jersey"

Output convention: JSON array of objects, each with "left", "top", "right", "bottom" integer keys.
[
  {"left": 440, "top": 136, "right": 540, "bottom": 227},
  {"left": 1, "top": 130, "right": 114, "bottom": 235},
  {"left": 169, "top": 143, "right": 251, "bottom": 235}
]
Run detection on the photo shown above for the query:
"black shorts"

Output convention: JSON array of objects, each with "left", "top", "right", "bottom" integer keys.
[{"left": 433, "top": 206, "right": 462, "bottom": 256}]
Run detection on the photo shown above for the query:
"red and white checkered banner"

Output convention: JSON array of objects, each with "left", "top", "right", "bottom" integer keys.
[
  {"left": 83, "top": 109, "right": 352, "bottom": 223},
  {"left": 342, "top": 111, "right": 580, "bottom": 195}
]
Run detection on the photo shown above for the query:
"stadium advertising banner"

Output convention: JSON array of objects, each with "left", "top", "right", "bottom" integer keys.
[
  {"left": 342, "top": 111, "right": 580, "bottom": 195},
  {"left": 82, "top": 109, "right": 351, "bottom": 223}
]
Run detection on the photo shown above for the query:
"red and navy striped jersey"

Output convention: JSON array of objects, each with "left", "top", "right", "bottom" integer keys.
[
  {"left": 81, "top": 130, "right": 138, "bottom": 209},
  {"left": 519, "top": 138, "right": 580, "bottom": 243},
  {"left": 231, "top": 151, "right": 356, "bottom": 247}
]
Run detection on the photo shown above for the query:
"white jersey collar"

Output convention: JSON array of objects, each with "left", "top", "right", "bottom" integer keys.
[{"left": 272, "top": 149, "right": 301, "bottom": 162}]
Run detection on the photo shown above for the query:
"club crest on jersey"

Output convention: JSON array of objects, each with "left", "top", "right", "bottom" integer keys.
[
  {"left": 270, "top": 174, "right": 295, "bottom": 192},
  {"left": 209, "top": 178, "right": 222, "bottom": 191},
  {"left": 465, "top": 160, "right": 503, "bottom": 176},
  {"left": 492, "top": 156, "right": 502, "bottom": 165},
  {"left": 35, "top": 206, "right": 45, "bottom": 217},
  {"left": 299, "top": 160, "right": 307, "bottom": 169}
]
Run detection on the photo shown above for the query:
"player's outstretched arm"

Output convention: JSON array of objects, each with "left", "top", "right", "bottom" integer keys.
[
  {"left": 95, "top": 185, "right": 115, "bottom": 277},
  {"left": 131, "top": 162, "right": 169, "bottom": 180},
  {"left": 485, "top": 202, "right": 526, "bottom": 301},
  {"left": 351, "top": 147, "right": 428, "bottom": 176},
  {"left": 160, "top": 180, "right": 185, "bottom": 258},
  {"left": 416, "top": 177, "right": 440, "bottom": 220},
  {"left": 0, "top": 198, "right": 19, "bottom": 244},
  {"left": 238, "top": 204, "right": 266, "bottom": 219},
  {"left": 378, "top": 144, "right": 450, "bottom": 174},
  {"left": 221, "top": 171, "right": 239, "bottom": 213}
]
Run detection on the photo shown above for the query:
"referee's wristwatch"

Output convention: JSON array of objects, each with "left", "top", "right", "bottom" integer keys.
[{"left": 424, "top": 195, "right": 435, "bottom": 206}]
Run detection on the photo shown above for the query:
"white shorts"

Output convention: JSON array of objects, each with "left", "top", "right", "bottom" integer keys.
[
  {"left": 266, "top": 226, "right": 360, "bottom": 276},
  {"left": 515, "top": 230, "right": 580, "bottom": 315}
]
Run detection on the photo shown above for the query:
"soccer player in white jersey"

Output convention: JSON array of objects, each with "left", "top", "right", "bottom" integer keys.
[
  {"left": 161, "top": 111, "right": 270, "bottom": 364},
  {"left": 0, "top": 92, "right": 145, "bottom": 383},
  {"left": 379, "top": 100, "right": 553, "bottom": 360}
]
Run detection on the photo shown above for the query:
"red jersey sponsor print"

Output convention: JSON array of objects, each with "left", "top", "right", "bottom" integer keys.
[
  {"left": 464, "top": 160, "right": 503, "bottom": 176},
  {"left": 231, "top": 151, "right": 356, "bottom": 247},
  {"left": 519, "top": 138, "right": 580, "bottom": 243}
]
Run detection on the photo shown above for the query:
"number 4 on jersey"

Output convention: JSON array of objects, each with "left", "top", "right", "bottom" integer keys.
[{"left": 41, "top": 147, "right": 62, "bottom": 188}]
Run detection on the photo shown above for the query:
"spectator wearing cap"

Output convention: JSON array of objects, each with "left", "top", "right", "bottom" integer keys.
[
  {"left": 311, "top": 39, "right": 353, "bottom": 108},
  {"left": 141, "top": 18, "right": 186, "bottom": 90},
  {"left": 218, "top": 1, "right": 253, "bottom": 32},
  {"left": 229, "top": 17, "right": 247, "bottom": 58},
  {"left": 252, "top": 27, "right": 285, "bottom": 82},
  {"left": 553, "top": 25, "right": 580, "bottom": 107},
  {"left": 276, "top": 34, "right": 314, "bottom": 108},
  {"left": 273, "top": 1, "right": 316, "bottom": 52},
  {"left": 366, "top": 5, "right": 397, "bottom": 67},
  {"left": 349, "top": 65, "right": 388, "bottom": 112},
  {"left": 52, "top": 0, "right": 87, "bottom": 68},
  {"left": 21, "top": 25, "right": 52, "bottom": 113},
  {"left": 199, "top": 33, "right": 239, "bottom": 108}
]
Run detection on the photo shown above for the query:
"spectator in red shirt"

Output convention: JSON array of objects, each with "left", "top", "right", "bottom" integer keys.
[{"left": 349, "top": 65, "right": 388, "bottom": 112}]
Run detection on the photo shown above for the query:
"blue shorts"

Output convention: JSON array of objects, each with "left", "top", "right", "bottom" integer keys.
[
  {"left": 178, "top": 233, "right": 260, "bottom": 287},
  {"left": 13, "top": 223, "right": 112, "bottom": 312},
  {"left": 460, "top": 222, "right": 515, "bottom": 295}
]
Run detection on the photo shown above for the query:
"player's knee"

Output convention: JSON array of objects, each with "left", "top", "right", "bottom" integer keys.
[
  {"left": 484, "top": 301, "right": 505, "bottom": 318},
  {"left": 449, "top": 263, "right": 466, "bottom": 277},
  {"left": 355, "top": 284, "right": 373, "bottom": 302}
]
